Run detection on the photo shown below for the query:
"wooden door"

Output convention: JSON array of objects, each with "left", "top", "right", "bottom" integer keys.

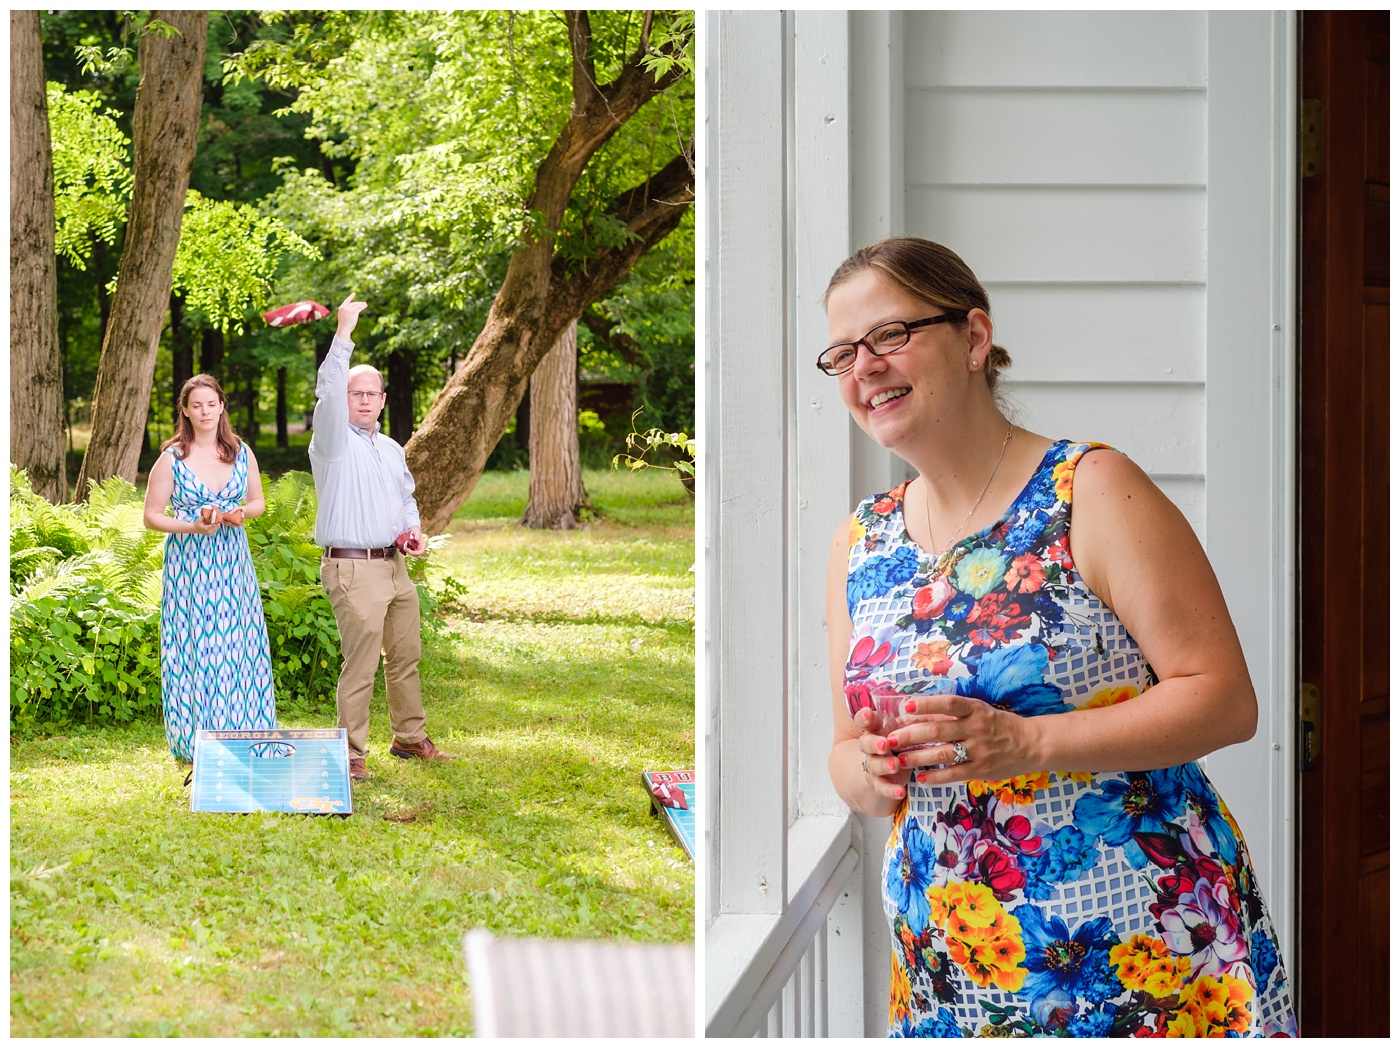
[{"left": 1297, "top": 10, "right": 1389, "bottom": 1037}]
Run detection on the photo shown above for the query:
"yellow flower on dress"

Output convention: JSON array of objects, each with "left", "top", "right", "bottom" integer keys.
[
  {"left": 1164, "top": 1006, "right": 1201, "bottom": 1038},
  {"left": 1182, "top": 975, "right": 1230, "bottom": 1030},
  {"left": 953, "top": 882, "right": 1001, "bottom": 929},
  {"left": 889, "top": 949, "right": 912, "bottom": 1027},
  {"left": 926, "top": 884, "right": 957, "bottom": 931},
  {"left": 1052, "top": 459, "right": 1076, "bottom": 502},
  {"left": 1218, "top": 973, "right": 1255, "bottom": 1034},
  {"left": 1109, "top": 934, "right": 1188, "bottom": 997},
  {"left": 931, "top": 881, "right": 1027, "bottom": 992},
  {"left": 1086, "top": 684, "right": 1139, "bottom": 709},
  {"left": 849, "top": 518, "right": 867, "bottom": 549},
  {"left": 967, "top": 771, "right": 1050, "bottom": 806}
]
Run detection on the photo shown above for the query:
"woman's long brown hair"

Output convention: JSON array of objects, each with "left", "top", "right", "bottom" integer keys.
[{"left": 161, "top": 374, "right": 242, "bottom": 464}]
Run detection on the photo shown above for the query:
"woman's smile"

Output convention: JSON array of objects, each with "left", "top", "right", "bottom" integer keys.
[{"left": 867, "top": 386, "right": 912, "bottom": 410}]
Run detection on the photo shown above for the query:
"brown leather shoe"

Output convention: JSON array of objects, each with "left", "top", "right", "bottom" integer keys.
[
  {"left": 390, "top": 735, "right": 453, "bottom": 761},
  {"left": 349, "top": 758, "right": 370, "bottom": 781}
]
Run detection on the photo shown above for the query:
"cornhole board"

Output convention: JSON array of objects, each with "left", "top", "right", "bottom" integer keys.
[
  {"left": 641, "top": 769, "right": 695, "bottom": 859},
  {"left": 191, "top": 728, "right": 353, "bottom": 815}
]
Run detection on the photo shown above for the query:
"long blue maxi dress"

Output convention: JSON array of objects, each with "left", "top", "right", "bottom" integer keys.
[
  {"left": 159, "top": 443, "right": 280, "bottom": 761},
  {"left": 844, "top": 440, "right": 1296, "bottom": 1037}
]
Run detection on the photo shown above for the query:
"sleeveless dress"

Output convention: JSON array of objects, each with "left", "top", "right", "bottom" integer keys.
[
  {"left": 159, "top": 443, "right": 281, "bottom": 762},
  {"left": 844, "top": 440, "right": 1296, "bottom": 1038}
]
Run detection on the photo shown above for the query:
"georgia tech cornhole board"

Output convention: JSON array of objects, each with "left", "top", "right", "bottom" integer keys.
[
  {"left": 641, "top": 770, "right": 695, "bottom": 859},
  {"left": 192, "top": 729, "right": 352, "bottom": 815}
]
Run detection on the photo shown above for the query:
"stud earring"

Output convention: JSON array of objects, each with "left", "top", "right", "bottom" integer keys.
[{"left": 971, "top": 359, "right": 979, "bottom": 369}]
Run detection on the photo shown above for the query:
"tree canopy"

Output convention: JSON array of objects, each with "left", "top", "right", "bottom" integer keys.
[{"left": 29, "top": 10, "right": 693, "bottom": 514}]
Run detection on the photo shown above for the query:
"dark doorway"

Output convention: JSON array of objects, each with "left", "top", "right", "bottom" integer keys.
[{"left": 1297, "top": 10, "right": 1389, "bottom": 1037}]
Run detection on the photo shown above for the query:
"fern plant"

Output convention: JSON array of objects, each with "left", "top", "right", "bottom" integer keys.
[{"left": 10, "top": 469, "right": 164, "bottom": 731}]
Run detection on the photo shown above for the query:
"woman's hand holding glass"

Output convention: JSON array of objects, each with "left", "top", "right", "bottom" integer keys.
[
  {"left": 852, "top": 705, "right": 911, "bottom": 801},
  {"left": 882, "top": 692, "right": 1037, "bottom": 786}
]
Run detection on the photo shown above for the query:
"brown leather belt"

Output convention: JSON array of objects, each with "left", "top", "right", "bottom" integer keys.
[{"left": 326, "top": 546, "right": 397, "bottom": 560}]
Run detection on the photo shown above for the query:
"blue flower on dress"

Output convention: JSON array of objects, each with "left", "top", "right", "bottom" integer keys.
[
  {"left": 1073, "top": 768, "right": 1185, "bottom": 869},
  {"left": 1021, "top": 824, "right": 1100, "bottom": 900},
  {"left": 1002, "top": 513, "right": 1050, "bottom": 556},
  {"left": 896, "top": 1008, "right": 963, "bottom": 1038},
  {"left": 1011, "top": 903, "right": 1120, "bottom": 1006},
  {"left": 956, "top": 643, "right": 1070, "bottom": 718},
  {"left": 1250, "top": 927, "right": 1279, "bottom": 984},
  {"left": 1170, "top": 761, "right": 1239, "bottom": 864},
  {"left": 944, "top": 592, "right": 976, "bottom": 623},
  {"left": 1065, "top": 1003, "right": 1117, "bottom": 1037},
  {"left": 888, "top": 817, "right": 936, "bottom": 934},
  {"left": 849, "top": 545, "right": 921, "bottom": 613}
]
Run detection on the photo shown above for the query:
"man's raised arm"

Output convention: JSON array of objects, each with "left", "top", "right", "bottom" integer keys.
[{"left": 310, "top": 293, "right": 368, "bottom": 463}]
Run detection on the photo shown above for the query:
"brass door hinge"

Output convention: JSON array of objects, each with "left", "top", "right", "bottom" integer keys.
[
  {"left": 1300, "top": 682, "right": 1321, "bottom": 770},
  {"left": 1300, "top": 99, "right": 1324, "bottom": 179}
]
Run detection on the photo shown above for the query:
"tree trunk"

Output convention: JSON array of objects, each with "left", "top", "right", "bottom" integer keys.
[
  {"left": 404, "top": 12, "right": 692, "bottom": 533},
  {"left": 276, "top": 366, "right": 289, "bottom": 448},
  {"left": 10, "top": 11, "right": 67, "bottom": 502},
  {"left": 74, "top": 10, "right": 207, "bottom": 503},
  {"left": 200, "top": 326, "right": 223, "bottom": 377},
  {"left": 386, "top": 347, "right": 415, "bottom": 446},
  {"left": 515, "top": 387, "right": 531, "bottom": 451},
  {"left": 169, "top": 293, "right": 194, "bottom": 427},
  {"left": 241, "top": 366, "right": 259, "bottom": 447},
  {"left": 522, "top": 322, "right": 588, "bottom": 529}
]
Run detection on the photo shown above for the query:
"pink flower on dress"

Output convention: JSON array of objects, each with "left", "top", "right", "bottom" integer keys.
[
  {"left": 1160, "top": 872, "right": 1249, "bottom": 977},
  {"left": 912, "top": 577, "right": 956, "bottom": 620}
]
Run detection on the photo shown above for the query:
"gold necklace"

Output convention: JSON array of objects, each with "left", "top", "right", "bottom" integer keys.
[{"left": 925, "top": 425, "right": 1014, "bottom": 576}]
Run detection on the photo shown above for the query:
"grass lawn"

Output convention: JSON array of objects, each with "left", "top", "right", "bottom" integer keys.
[{"left": 10, "top": 468, "right": 695, "bottom": 1037}]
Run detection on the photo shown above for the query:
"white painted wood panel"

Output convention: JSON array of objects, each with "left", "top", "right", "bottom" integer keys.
[
  {"left": 1001, "top": 382, "right": 1205, "bottom": 477},
  {"left": 906, "top": 89, "right": 1206, "bottom": 186},
  {"left": 792, "top": 11, "right": 854, "bottom": 821},
  {"left": 904, "top": 11, "right": 1207, "bottom": 89},
  {"left": 711, "top": 9, "right": 789, "bottom": 918},
  {"left": 906, "top": 186, "right": 1206, "bottom": 283},
  {"left": 986, "top": 284, "right": 1206, "bottom": 384},
  {"left": 1198, "top": 11, "right": 1296, "bottom": 971}
]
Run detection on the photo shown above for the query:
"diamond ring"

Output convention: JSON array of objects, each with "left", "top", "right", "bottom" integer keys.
[{"left": 951, "top": 742, "right": 969, "bottom": 765}]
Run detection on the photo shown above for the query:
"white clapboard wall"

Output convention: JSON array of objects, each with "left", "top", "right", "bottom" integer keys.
[{"left": 708, "top": 11, "right": 1297, "bottom": 1037}]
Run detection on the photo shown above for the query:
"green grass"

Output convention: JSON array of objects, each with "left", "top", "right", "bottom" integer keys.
[{"left": 10, "top": 470, "right": 695, "bottom": 1037}]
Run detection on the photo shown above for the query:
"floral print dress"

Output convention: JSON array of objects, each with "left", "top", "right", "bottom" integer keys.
[{"left": 844, "top": 440, "right": 1296, "bottom": 1038}]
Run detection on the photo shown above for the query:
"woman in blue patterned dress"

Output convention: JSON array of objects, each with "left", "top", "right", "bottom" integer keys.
[
  {"left": 142, "top": 374, "right": 281, "bottom": 763},
  {"left": 820, "top": 239, "right": 1296, "bottom": 1036}
]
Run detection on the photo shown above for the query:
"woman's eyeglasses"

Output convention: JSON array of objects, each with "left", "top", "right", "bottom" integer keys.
[{"left": 816, "top": 312, "right": 968, "bottom": 376}]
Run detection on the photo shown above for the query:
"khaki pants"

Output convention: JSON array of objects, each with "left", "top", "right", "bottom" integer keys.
[{"left": 321, "top": 553, "right": 427, "bottom": 760}]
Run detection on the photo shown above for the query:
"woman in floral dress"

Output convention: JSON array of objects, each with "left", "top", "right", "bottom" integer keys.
[
  {"left": 820, "top": 238, "right": 1296, "bottom": 1037},
  {"left": 142, "top": 374, "right": 282, "bottom": 763}
]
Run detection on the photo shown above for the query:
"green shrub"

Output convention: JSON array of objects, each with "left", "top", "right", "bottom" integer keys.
[
  {"left": 244, "top": 472, "right": 342, "bottom": 714},
  {"left": 10, "top": 469, "right": 164, "bottom": 731}
]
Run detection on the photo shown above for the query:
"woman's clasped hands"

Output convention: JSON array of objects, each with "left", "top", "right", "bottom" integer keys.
[
  {"left": 191, "top": 504, "right": 243, "bottom": 534},
  {"left": 857, "top": 692, "right": 1038, "bottom": 796}
]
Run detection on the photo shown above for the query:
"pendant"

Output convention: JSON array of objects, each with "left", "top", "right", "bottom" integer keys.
[{"left": 933, "top": 547, "right": 963, "bottom": 578}]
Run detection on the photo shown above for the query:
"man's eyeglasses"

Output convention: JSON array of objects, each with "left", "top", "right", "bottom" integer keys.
[
  {"left": 816, "top": 312, "right": 968, "bottom": 376},
  {"left": 348, "top": 390, "right": 386, "bottom": 402}
]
